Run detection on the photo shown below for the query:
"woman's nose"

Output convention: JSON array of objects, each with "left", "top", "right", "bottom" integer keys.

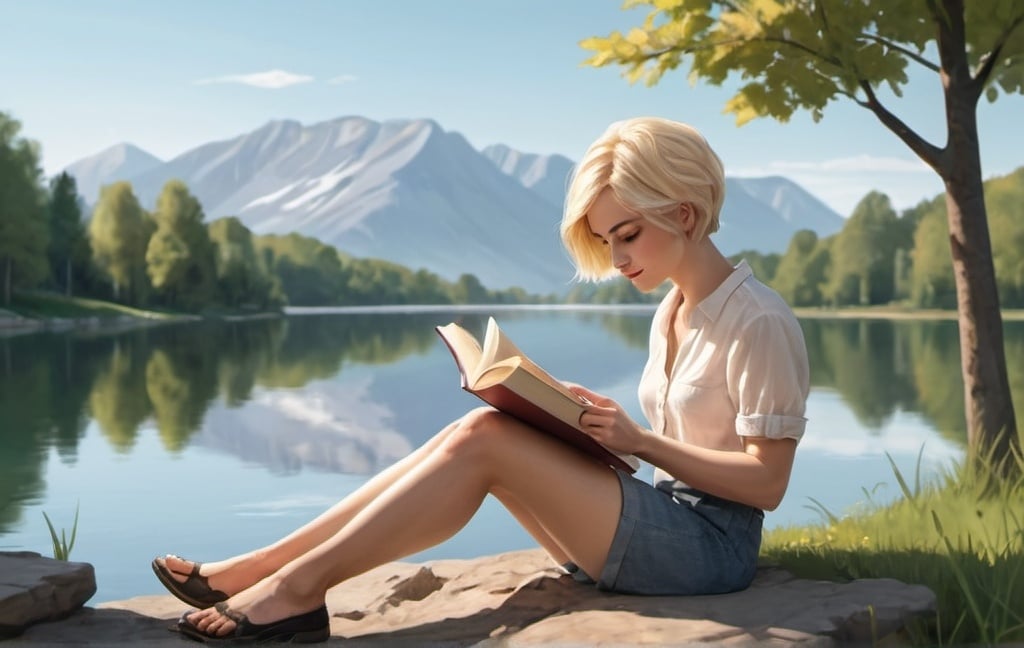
[{"left": 612, "top": 246, "right": 629, "bottom": 269}]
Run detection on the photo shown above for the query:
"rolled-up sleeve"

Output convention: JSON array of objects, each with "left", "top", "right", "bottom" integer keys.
[{"left": 726, "top": 312, "right": 810, "bottom": 442}]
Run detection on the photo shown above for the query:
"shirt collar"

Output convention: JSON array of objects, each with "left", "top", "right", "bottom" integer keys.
[{"left": 695, "top": 260, "right": 753, "bottom": 324}]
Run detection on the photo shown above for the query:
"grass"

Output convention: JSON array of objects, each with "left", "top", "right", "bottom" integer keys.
[
  {"left": 763, "top": 450, "right": 1024, "bottom": 645},
  {"left": 42, "top": 503, "right": 80, "bottom": 561},
  {"left": 5, "top": 290, "right": 279, "bottom": 321},
  {"left": 6, "top": 291, "right": 182, "bottom": 320}
]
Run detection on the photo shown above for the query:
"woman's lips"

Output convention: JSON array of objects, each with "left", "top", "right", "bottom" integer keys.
[{"left": 624, "top": 269, "right": 643, "bottom": 280}]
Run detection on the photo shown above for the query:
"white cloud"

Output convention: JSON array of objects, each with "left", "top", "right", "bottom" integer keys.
[
  {"left": 327, "top": 74, "right": 358, "bottom": 85},
  {"left": 195, "top": 69, "right": 314, "bottom": 89}
]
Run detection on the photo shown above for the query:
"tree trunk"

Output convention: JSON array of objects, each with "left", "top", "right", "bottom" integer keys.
[
  {"left": 942, "top": 161, "right": 1019, "bottom": 469},
  {"left": 65, "top": 259, "right": 72, "bottom": 298},
  {"left": 938, "top": 0, "right": 1020, "bottom": 472},
  {"left": 3, "top": 257, "right": 9, "bottom": 306}
]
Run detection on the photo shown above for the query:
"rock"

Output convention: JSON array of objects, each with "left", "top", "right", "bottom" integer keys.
[
  {"left": 0, "top": 552, "right": 97, "bottom": 639},
  {"left": 4, "top": 549, "right": 936, "bottom": 645}
]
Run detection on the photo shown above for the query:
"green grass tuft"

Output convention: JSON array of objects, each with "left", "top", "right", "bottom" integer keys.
[
  {"left": 41, "top": 503, "right": 80, "bottom": 561},
  {"left": 763, "top": 451, "right": 1024, "bottom": 644}
]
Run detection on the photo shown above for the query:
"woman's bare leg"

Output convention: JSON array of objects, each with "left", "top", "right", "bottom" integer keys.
[
  {"left": 493, "top": 490, "right": 577, "bottom": 566},
  {"left": 186, "top": 409, "right": 622, "bottom": 637},
  {"left": 159, "top": 418, "right": 463, "bottom": 594}
]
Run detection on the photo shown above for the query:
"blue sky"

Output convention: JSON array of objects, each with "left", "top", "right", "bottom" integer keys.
[{"left": 3, "top": 0, "right": 1021, "bottom": 216}]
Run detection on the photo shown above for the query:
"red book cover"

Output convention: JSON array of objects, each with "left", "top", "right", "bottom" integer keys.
[{"left": 471, "top": 383, "right": 637, "bottom": 473}]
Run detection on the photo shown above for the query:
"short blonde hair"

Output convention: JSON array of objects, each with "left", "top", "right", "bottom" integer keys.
[{"left": 560, "top": 117, "right": 725, "bottom": 281}]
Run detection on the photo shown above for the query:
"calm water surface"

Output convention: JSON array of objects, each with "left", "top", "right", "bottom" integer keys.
[{"left": 2, "top": 309, "right": 1021, "bottom": 603}]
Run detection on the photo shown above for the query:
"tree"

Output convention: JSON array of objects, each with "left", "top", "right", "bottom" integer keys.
[
  {"left": 208, "top": 216, "right": 278, "bottom": 309},
  {"left": 583, "top": 0, "right": 1023, "bottom": 467},
  {"left": 146, "top": 180, "right": 216, "bottom": 310},
  {"left": 0, "top": 113, "right": 49, "bottom": 305},
  {"left": 826, "top": 191, "right": 905, "bottom": 306},
  {"left": 910, "top": 206, "right": 957, "bottom": 308},
  {"left": 88, "top": 182, "right": 148, "bottom": 304},
  {"left": 729, "top": 250, "right": 781, "bottom": 284},
  {"left": 771, "top": 229, "right": 830, "bottom": 306},
  {"left": 451, "top": 273, "right": 490, "bottom": 304},
  {"left": 985, "top": 169, "right": 1024, "bottom": 307},
  {"left": 257, "top": 233, "right": 342, "bottom": 305},
  {"left": 47, "top": 172, "right": 89, "bottom": 297}
]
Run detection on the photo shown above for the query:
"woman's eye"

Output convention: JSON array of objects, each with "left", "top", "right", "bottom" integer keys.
[{"left": 621, "top": 231, "right": 640, "bottom": 243}]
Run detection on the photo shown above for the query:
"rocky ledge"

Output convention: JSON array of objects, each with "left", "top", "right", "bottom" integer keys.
[{"left": 3, "top": 549, "right": 935, "bottom": 646}]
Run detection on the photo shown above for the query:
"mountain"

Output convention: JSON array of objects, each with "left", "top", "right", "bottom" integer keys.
[
  {"left": 78, "top": 117, "right": 575, "bottom": 294},
  {"left": 713, "top": 178, "right": 845, "bottom": 254},
  {"left": 64, "top": 143, "right": 163, "bottom": 205},
  {"left": 65, "top": 116, "right": 844, "bottom": 295},
  {"left": 483, "top": 156, "right": 845, "bottom": 258},
  {"left": 730, "top": 176, "right": 846, "bottom": 238},
  {"left": 481, "top": 144, "right": 574, "bottom": 209}
]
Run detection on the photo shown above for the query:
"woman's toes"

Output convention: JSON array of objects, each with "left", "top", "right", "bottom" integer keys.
[
  {"left": 165, "top": 555, "right": 193, "bottom": 575},
  {"left": 189, "top": 608, "right": 214, "bottom": 630}
]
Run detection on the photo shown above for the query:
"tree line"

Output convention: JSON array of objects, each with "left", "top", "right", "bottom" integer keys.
[
  {"left": 0, "top": 112, "right": 540, "bottom": 312},
  {"left": 742, "top": 174, "right": 1024, "bottom": 310}
]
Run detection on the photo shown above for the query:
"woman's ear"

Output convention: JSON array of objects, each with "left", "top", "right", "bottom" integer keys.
[{"left": 677, "top": 203, "right": 696, "bottom": 239}]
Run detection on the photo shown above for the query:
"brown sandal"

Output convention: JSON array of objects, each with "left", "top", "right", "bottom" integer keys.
[
  {"left": 151, "top": 555, "right": 228, "bottom": 609},
  {"left": 176, "top": 602, "right": 330, "bottom": 643}
]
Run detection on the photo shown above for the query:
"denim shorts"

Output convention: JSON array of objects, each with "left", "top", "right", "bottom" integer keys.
[{"left": 564, "top": 470, "right": 764, "bottom": 596}]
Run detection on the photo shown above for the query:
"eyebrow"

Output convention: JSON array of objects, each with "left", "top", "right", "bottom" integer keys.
[{"left": 591, "top": 218, "right": 641, "bottom": 239}]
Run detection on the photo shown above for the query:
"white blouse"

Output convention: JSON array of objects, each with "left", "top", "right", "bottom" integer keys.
[{"left": 638, "top": 261, "right": 810, "bottom": 489}]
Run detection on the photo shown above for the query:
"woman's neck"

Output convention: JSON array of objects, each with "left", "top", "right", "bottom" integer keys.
[{"left": 669, "top": 237, "right": 734, "bottom": 311}]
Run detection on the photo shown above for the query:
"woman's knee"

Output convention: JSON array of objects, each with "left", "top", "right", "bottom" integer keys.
[{"left": 443, "top": 407, "right": 518, "bottom": 458}]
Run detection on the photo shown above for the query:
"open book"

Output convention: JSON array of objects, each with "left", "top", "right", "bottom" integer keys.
[{"left": 435, "top": 317, "right": 638, "bottom": 473}]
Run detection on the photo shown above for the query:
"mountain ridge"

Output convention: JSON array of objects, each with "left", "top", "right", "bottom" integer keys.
[{"left": 65, "top": 116, "right": 844, "bottom": 294}]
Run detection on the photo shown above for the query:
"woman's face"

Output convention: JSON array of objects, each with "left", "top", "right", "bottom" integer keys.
[{"left": 586, "top": 187, "right": 686, "bottom": 293}]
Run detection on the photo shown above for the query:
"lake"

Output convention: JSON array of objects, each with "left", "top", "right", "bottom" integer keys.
[{"left": 1, "top": 308, "right": 1021, "bottom": 604}]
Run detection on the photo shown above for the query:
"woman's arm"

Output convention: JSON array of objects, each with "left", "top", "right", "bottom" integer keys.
[
  {"left": 568, "top": 383, "right": 796, "bottom": 511},
  {"left": 636, "top": 433, "right": 796, "bottom": 511}
]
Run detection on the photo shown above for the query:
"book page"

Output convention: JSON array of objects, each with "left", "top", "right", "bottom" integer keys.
[
  {"left": 435, "top": 323, "right": 484, "bottom": 386},
  {"left": 480, "top": 317, "right": 518, "bottom": 366},
  {"left": 484, "top": 317, "right": 586, "bottom": 405}
]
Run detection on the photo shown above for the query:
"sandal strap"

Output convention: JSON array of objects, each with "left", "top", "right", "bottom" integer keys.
[{"left": 214, "top": 601, "right": 248, "bottom": 625}]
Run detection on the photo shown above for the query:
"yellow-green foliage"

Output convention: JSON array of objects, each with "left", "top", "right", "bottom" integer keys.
[
  {"left": 583, "top": 1, "right": 1024, "bottom": 125},
  {"left": 763, "top": 454, "right": 1024, "bottom": 644}
]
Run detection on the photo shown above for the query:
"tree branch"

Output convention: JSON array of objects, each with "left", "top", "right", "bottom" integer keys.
[
  {"left": 648, "top": 35, "right": 845, "bottom": 71},
  {"left": 858, "top": 80, "right": 946, "bottom": 172},
  {"left": 859, "top": 33, "right": 941, "bottom": 72},
  {"left": 971, "top": 10, "right": 1024, "bottom": 97}
]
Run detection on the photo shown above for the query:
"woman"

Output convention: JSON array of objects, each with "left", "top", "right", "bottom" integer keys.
[{"left": 156, "top": 116, "right": 809, "bottom": 643}]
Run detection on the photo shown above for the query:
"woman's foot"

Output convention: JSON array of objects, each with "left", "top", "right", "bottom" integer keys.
[
  {"left": 152, "top": 554, "right": 263, "bottom": 605},
  {"left": 180, "top": 574, "right": 326, "bottom": 640}
]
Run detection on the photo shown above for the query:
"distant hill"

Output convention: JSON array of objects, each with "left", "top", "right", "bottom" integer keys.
[
  {"left": 66, "top": 116, "right": 845, "bottom": 294},
  {"left": 730, "top": 176, "right": 845, "bottom": 237},
  {"left": 64, "top": 143, "right": 163, "bottom": 205}
]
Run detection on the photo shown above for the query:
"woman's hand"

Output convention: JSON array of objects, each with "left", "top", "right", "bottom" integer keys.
[{"left": 564, "top": 383, "right": 650, "bottom": 455}]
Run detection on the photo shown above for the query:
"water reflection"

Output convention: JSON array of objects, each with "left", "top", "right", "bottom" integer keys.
[{"left": 1, "top": 313, "right": 1022, "bottom": 538}]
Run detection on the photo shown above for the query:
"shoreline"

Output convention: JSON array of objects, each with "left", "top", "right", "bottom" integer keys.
[
  {"left": 3, "top": 303, "right": 1023, "bottom": 338},
  {"left": 792, "top": 306, "right": 1024, "bottom": 321}
]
